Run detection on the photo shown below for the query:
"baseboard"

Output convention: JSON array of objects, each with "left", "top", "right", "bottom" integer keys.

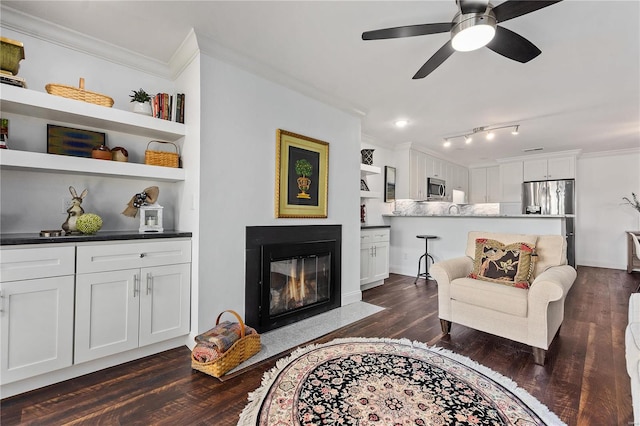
[{"left": 341, "top": 289, "right": 362, "bottom": 306}]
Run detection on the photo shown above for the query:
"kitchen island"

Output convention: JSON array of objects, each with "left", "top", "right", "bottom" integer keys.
[{"left": 383, "top": 214, "right": 569, "bottom": 277}]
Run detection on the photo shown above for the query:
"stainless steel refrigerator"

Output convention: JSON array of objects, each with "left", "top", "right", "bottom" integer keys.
[{"left": 522, "top": 179, "right": 575, "bottom": 267}]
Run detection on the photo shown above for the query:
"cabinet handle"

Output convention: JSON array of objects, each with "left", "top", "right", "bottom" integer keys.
[
  {"left": 0, "top": 290, "right": 4, "bottom": 313},
  {"left": 146, "top": 273, "right": 152, "bottom": 295},
  {"left": 139, "top": 253, "right": 145, "bottom": 258},
  {"left": 133, "top": 275, "right": 139, "bottom": 297}
]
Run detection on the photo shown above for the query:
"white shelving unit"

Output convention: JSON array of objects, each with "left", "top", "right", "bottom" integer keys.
[
  {"left": 0, "top": 85, "right": 187, "bottom": 182},
  {"left": 360, "top": 164, "right": 381, "bottom": 199}
]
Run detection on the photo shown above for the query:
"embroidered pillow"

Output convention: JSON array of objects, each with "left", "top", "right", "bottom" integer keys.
[{"left": 469, "top": 238, "right": 536, "bottom": 289}]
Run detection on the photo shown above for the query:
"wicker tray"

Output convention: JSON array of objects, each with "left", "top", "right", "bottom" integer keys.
[
  {"left": 145, "top": 140, "right": 180, "bottom": 168},
  {"left": 191, "top": 310, "right": 261, "bottom": 378},
  {"left": 45, "top": 78, "right": 114, "bottom": 107}
]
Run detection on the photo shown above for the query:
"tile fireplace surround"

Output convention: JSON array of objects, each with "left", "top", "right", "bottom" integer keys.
[{"left": 245, "top": 225, "right": 342, "bottom": 333}]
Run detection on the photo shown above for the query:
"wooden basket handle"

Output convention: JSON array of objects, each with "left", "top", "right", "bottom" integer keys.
[
  {"left": 216, "top": 310, "right": 246, "bottom": 338},
  {"left": 146, "top": 140, "right": 179, "bottom": 153}
]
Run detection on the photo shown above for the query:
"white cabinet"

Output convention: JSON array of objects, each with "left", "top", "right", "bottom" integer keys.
[
  {"left": 0, "top": 85, "right": 186, "bottom": 182},
  {"left": 74, "top": 240, "right": 191, "bottom": 363},
  {"left": 411, "top": 150, "right": 427, "bottom": 200},
  {"left": 469, "top": 166, "right": 500, "bottom": 203},
  {"left": 360, "top": 228, "right": 390, "bottom": 289},
  {"left": 360, "top": 164, "right": 381, "bottom": 199},
  {"left": 523, "top": 156, "right": 575, "bottom": 181},
  {"left": 499, "top": 161, "right": 524, "bottom": 202},
  {"left": 0, "top": 246, "right": 75, "bottom": 384}
]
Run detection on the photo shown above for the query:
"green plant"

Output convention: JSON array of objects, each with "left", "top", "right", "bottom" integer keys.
[
  {"left": 623, "top": 193, "right": 640, "bottom": 213},
  {"left": 129, "top": 88, "right": 151, "bottom": 103},
  {"left": 295, "top": 159, "right": 312, "bottom": 177}
]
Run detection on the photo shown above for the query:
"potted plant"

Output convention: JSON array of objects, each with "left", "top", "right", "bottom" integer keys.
[
  {"left": 130, "top": 88, "right": 152, "bottom": 115},
  {"left": 295, "top": 159, "right": 312, "bottom": 199},
  {"left": 623, "top": 193, "right": 640, "bottom": 213}
]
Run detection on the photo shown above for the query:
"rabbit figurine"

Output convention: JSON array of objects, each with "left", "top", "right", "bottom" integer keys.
[{"left": 62, "top": 186, "right": 88, "bottom": 235}]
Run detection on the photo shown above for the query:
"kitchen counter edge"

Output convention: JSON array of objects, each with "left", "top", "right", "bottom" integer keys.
[
  {"left": 1, "top": 230, "right": 193, "bottom": 246},
  {"left": 382, "top": 214, "right": 573, "bottom": 218},
  {"left": 361, "top": 225, "right": 391, "bottom": 229}
]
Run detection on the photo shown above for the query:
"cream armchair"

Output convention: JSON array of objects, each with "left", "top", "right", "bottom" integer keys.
[{"left": 431, "top": 231, "right": 577, "bottom": 365}]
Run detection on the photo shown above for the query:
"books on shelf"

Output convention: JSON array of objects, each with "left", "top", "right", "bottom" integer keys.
[
  {"left": 151, "top": 93, "right": 185, "bottom": 124},
  {"left": 0, "top": 74, "right": 27, "bottom": 88}
]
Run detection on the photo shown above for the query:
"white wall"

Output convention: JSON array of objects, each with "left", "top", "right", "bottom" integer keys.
[
  {"left": 576, "top": 150, "right": 640, "bottom": 269},
  {"left": 196, "top": 53, "right": 362, "bottom": 331}
]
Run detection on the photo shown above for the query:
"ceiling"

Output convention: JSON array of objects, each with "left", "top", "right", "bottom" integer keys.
[{"left": 4, "top": 1, "right": 639, "bottom": 166}]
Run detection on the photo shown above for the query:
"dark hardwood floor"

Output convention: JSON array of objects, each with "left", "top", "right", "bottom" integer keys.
[{"left": 2, "top": 266, "right": 637, "bottom": 425}]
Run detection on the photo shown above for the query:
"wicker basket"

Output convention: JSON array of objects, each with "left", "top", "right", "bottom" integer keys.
[
  {"left": 191, "top": 310, "right": 261, "bottom": 378},
  {"left": 145, "top": 140, "right": 180, "bottom": 168},
  {"left": 45, "top": 78, "right": 114, "bottom": 107}
]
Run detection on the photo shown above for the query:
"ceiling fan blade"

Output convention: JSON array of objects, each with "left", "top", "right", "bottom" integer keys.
[
  {"left": 362, "top": 23, "right": 452, "bottom": 40},
  {"left": 492, "top": 0, "right": 563, "bottom": 23},
  {"left": 486, "top": 26, "right": 541, "bottom": 63},
  {"left": 458, "top": 0, "right": 489, "bottom": 15},
  {"left": 412, "top": 41, "right": 455, "bottom": 79}
]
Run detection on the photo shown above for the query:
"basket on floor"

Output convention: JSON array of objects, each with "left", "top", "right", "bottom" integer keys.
[
  {"left": 145, "top": 140, "right": 180, "bottom": 168},
  {"left": 191, "top": 310, "right": 261, "bottom": 378},
  {"left": 45, "top": 77, "right": 114, "bottom": 107}
]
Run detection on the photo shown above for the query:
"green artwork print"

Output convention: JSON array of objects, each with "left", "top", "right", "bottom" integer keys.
[{"left": 295, "top": 159, "right": 313, "bottom": 199}]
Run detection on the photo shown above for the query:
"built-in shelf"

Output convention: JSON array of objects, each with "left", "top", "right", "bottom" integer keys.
[
  {"left": 360, "top": 190, "right": 381, "bottom": 199},
  {"left": 0, "top": 149, "right": 185, "bottom": 182},
  {"left": 0, "top": 85, "right": 187, "bottom": 182},
  {"left": 360, "top": 164, "right": 381, "bottom": 175},
  {"left": 0, "top": 85, "right": 186, "bottom": 142}
]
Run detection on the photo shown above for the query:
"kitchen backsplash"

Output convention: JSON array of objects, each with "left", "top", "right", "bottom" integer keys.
[{"left": 391, "top": 200, "right": 500, "bottom": 216}]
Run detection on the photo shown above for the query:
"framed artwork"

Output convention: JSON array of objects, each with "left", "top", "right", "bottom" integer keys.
[
  {"left": 275, "top": 129, "right": 329, "bottom": 218},
  {"left": 384, "top": 166, "right": 396, "bottom": 202},
  {"left": 47, "top": 124, "right": 106, "bottom": 158}
]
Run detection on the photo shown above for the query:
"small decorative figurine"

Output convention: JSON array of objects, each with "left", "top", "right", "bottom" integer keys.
[
  {"left": 122, "top": 186, "right": 163, "bottom": 233},
  {"left": 62, "top": 186, "right": 88, "bottom": 235}
]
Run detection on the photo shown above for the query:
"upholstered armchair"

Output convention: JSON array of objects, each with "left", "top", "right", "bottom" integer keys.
[{"left": 431, "top": 231, "right": 577, "bottom": 365}]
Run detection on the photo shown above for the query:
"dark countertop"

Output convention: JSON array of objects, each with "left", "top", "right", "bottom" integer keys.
[
  {"left": 361, "top": 225, "right": 391, "bottom": 229},
  {"left": 0, "top": 230, "right": 192, "bottom": 246}
]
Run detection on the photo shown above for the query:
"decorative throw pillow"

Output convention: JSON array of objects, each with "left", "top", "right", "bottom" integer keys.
[{"left": 468, "top": 238, "right": 536, "bottom": 289}]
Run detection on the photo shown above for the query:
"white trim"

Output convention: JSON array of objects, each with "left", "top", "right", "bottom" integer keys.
[
  {"left": 578, "top": 147, "right": 640, "bottom": 159},
  {"left": 495, "top": 149, "right": 583, "bottom": 163}
]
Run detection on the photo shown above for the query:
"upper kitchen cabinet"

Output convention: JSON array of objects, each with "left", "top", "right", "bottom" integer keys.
[
  {"left": 469, "top": 166, "right": 500, "bottom": 203},
  {"left": 499, "top": 161, "right": 523, "bottom": 202},
  {"left": 394, "top": 144, "right": 468, "bottom": 200},
  {"left": 523, "top": 156, "right": 576, "bottom": 181}
]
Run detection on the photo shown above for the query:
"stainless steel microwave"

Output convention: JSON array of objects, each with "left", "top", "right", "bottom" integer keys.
[{"left": 427, "top": 177, "right": 446, "bottom": 200}]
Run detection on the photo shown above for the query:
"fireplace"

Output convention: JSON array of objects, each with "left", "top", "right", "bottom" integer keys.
[{"left": 245, "top": 225, "right": 341, "bottom": 333}]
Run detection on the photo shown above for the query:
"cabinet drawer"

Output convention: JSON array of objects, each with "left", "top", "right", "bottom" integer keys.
[
  {"left": 361, "top": 229, "right": 390, "bottom": 244},
  {"left": 1, "top": 246, "right": 75, "bottom": 282},
  {"left": 76, "top": 239, "right": 191, "bottom": 274}
]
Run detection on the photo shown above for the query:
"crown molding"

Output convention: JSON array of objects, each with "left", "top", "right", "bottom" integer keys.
[
  {"left": 578, "top": 147, "right": 640, "bottom": 159},
  {"left": 168, "top": 29, "right": 200, "bottom": 80},
  {"left": 495, "top": 149, "right": 583, "bottom": 163},
  {"left": 1, "top": 6, "right": 173, "bottom": 79}
]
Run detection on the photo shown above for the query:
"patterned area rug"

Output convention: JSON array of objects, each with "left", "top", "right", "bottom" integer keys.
[{"left": 238, "top": 337, "right": 565, "bottom": 425}]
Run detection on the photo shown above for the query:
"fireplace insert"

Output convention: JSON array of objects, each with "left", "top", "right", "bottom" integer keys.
[{"left": 246, "top": 225, "right": 341, "bottom": 333}]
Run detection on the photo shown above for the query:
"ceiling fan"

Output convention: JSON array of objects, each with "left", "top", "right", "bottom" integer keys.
[{"left": 362, "top": 0, "right": 563, "bottom": 79}]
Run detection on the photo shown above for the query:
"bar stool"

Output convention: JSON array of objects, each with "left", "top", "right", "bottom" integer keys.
[{"left": 415, "top": 235, "right": 438, "bottom": 284}]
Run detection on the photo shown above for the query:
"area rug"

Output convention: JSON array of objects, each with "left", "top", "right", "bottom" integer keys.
[{"left": 238, "top": 337, "right": 565, "bottom": 425}]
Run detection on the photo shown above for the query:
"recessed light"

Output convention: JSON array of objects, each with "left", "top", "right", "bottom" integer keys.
[{"left": 395, "top": 119, "right": 408, "bottom": 128}]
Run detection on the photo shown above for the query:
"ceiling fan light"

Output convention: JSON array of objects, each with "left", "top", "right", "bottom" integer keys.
[{"left": 451, "top": 10, "right": 497, "bottom": 52}]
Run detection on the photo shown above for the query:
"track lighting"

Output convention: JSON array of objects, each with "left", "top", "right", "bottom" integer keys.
[{"left": 442, "top": 124, "right": 520, "bottom": 148}]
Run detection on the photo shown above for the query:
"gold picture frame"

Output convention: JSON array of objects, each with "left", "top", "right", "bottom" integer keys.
[{"left": 275, "top": 129, "right": 329, "bottom": 218}]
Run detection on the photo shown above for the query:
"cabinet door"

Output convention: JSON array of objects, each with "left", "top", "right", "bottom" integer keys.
[
  {"left": 371, "top": 242, "right": 390, "bottom": 282},
  {"left": 410, "top": 150, "right": 427, "bottom": 199},
  {"left": 1, "top": 276, "right": 74, "bottom": 384},
  {"left": 139, "top": 263, "right": 191, "bottom": 347},
  {"left": 500, "top": 161, "right": 523, "bottom": 202},
  {"left": 486, "top": 166, "right": 501, "bottom": 202},
  {"left": 547, "top": 157, "right": 575, "bottom": 180},
  {"left": 75, "top": 269, "right": 140, "bottom": 363},
  {"left": 523, "top": 159, "right": 548, "bottom": 181},
  {"left": 360, "top": 244, "right": 374, "bottom": 286},
  {"left": 469, "top": 168, "right": 487, "bottom": 203}
]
